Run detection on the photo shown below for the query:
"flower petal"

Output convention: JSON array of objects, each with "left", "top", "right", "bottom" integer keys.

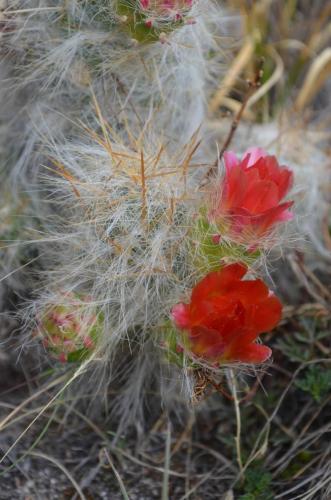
[
  {"left": 189, "top": 325, "right": 226, "bottom": 359},
  {"left": 247, "top": 294, "right": 282, "bottom": 333},
  {"left": 242, "top": 147, "right": 267, "bottom": 168},
  {"left": 171, "top": 303, "right": 190, "bottom": 329},
  {"left": 226, "top": 279, "right": 270, "bottom": 305},
  {"left": 223, "top": 164, "right": 248, "bottom": 208},
  {"left": 253, "top": 201, "right": 294, "bottom": 232},
  {"left": 226, "top": 343, "right": 272, "bottom": 363},
  {"left": 223, "top": 151, "right": 238, "bottom": 170},
  {"left": 191, "top": 264, "right": 247, "bottom": 304},
  {"left": 242, "top": 180, "right": 280, "bottom": 213}
]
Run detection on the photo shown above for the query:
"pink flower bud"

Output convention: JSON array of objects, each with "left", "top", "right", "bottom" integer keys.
[
  {"left": 83, "top": 336, "right": 94, "bottom": 350},
  {"left": 58, "top": 352, "right": 68, "bottom": 363},
  {"left": 212, "top": 234, "right": 221, "bottom": 244}
]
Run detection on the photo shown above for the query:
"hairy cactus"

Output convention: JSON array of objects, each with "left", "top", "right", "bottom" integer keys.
[{"left": 0, "top": 1, "right": 308, "bottom": 433}]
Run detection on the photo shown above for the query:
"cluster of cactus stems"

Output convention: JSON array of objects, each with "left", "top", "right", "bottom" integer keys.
[
  {"left": 33, "top": 141, "right": 294, "bottom": 373},
  {"left": 0, "top": 0, "right": 304, "bottom": 423}
]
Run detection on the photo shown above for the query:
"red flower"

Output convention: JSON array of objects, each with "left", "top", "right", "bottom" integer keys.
[
  {"left": 171, "top": 263, "right": 281, "bottom": 364},
  {"left": 210, "top": 148, "right": 294, "bottom": 242}
]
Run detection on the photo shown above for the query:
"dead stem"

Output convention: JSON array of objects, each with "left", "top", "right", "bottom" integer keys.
[
  {"left": 204, "top": 60, "right": 264, "bottom": 182},
  {"left": 228, "top": 369, "right": 244, "bottom": 480}
]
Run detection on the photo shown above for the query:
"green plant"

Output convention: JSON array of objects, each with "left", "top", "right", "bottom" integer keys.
[
  {"left": 239, "top": 464, "right": 274, "bottom": 500},
  {"left": 295, "top": 366, "right": 331, "bottom": 403}
]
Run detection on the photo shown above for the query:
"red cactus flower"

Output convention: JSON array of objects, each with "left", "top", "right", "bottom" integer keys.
[
  {"left": 171, "top": 263, "right": 282, "bottom": 364},
  {"left": 209, "top": 148, "right": 294, "bottom": 242}
]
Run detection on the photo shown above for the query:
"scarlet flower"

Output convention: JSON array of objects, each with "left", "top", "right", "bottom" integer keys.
[
  {"left": 171, "top": 263, "right": 282, "bottom": 364},
  {"left": 210, "top": 148, "right": 294, "bottom": 242}
]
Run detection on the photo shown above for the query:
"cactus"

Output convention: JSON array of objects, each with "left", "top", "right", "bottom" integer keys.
[
  {"left": 116, "top": 0, "right": 196, "bottom": 43},
  {"left": 0, "top": 0, "right": 318, "bottom": 433}
]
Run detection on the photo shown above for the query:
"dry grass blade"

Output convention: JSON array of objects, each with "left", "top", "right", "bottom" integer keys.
[
  {"left": 162, "top": 421, "right": 172, "bottom": 500},
  {"left": 247, "top": 46, "right": 284, "bottom": 107},
  {"left": 295, "top": 48, "right": 331, "bottom": 110},
  {"left": 228, "top": 369, "right": 243, "bottom": 480},
  {"left": 0, "top": 375, "right": 67, "bottom": 433},
  {"left": 208, "top": 37, "right": 255, "bottom": 113},
  {"left": 179, "top": 469, "right": 215, "bottom": 500},
  {"left": 0, "top": 362, "right": 89, "bottom": 464},
  {"left": 102, "top": 448, "right": 131, "bottom": 500},
  {"left": 26, "top": 451, "right": 86, "bottom": 500}
]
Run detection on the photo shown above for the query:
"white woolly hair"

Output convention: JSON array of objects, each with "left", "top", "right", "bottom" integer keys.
[
  {"left": 2, "top": 0, "right": 227, "bottom": 171},
  {"left": 0, "top": 0, "right": 237, "bottom": 429},
  {"left": 20, "top": 121, "right": 206, "bottom": 423},
  {"left": 1, "top": 1, "right": 286, "bottom": 430},
  {"left": 0, "top": 0, "right": 230, "bottom": 348},
  {"left": 19, "top": 118, "right": 273, "bottom": 429}
]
